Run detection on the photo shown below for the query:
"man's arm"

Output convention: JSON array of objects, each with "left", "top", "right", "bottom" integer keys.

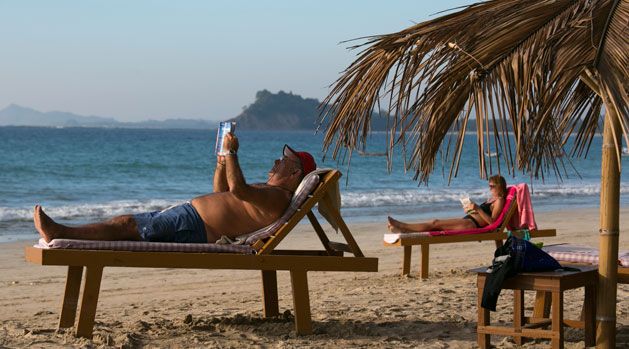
[
  {"left": 223, "top": 134, "right": 260, "bottom": 201},
  {"left": 213, "top": 156, "right": 228, "bottom": 192}
]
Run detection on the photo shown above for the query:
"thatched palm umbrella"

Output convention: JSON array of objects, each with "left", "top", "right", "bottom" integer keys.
[{"left": 320, "top": 0, "right": 627, "bottom": 347}]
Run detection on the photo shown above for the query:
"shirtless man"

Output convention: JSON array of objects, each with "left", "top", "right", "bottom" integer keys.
[{"left": 33, "top": 133, "right": 316, "bottom": 243}]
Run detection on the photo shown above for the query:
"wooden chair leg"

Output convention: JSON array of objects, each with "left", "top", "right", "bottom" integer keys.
[
  {"left": 533, "top": 291, "right": 552, "bottom": 320},
  {"left": 513, "top": 289, "right": 525, "bottom": 345},
  {"left": 583, "top": 284, "right": 596, "bottom": 347},
  {"left": 290, "top": 270, "right": 312, "bottom": 335},
  {"left": 551, "top": 291, "right": 564, "bottom": 349},
  {"left": 420, "top": 244, "right": 429, "bottom": 279},
  {"left": 76, "top": 266, "right": 103, "bottom": 339},
  {"left": 477, "top": 284, "right": 490, "bottom": 348},
  {"left": 402, "top": 246, "right": 412, "bottom": 276},
  {"left": 261, "top": 270, "right": 279, "bottom": 317},
  {"left": 58, "top": 266, "right": 83, "bottom": 329}
]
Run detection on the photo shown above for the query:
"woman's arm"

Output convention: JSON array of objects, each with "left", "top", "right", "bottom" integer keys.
[{"left": 475, "top": 198, "right": 505, "bottom": 225}]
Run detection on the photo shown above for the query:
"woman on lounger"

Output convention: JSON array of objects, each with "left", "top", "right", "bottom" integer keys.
[{"left": 387, "top": 175, "right": 507, "bottom": 233}]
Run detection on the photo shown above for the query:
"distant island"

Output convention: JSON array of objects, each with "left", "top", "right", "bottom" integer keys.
[
  {"left": 0, "top": 90, "right": 392, "bottom": 131},
  {"left": 228, "top": 90, "right": 321, "bottom": 130}
]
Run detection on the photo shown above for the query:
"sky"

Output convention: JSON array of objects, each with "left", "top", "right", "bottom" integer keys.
[{"left": 0, "top": 0, "right": 477, "bottom": 122}]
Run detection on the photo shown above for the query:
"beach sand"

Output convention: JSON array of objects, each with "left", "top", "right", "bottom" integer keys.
[{"left": 1, "top": 208, "right": 628, "bottom": 348}]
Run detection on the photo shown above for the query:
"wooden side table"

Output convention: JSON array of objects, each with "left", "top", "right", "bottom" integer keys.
[{"left": 472, "top": 265, "right": 597, "bottom": 349}]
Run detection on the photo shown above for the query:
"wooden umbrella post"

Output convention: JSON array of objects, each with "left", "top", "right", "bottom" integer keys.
[{"left": 597, "top": 102, "right": 621, "bottom": 349}]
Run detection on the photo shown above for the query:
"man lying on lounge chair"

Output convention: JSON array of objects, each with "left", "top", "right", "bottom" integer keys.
[{"left": 33, "top": 133, "right": 316, "bottom": 244}]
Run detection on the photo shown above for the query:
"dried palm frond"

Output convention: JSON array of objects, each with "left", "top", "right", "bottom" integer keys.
[{"left": 320, "top": 0, "right": 629, "bottom": 183}]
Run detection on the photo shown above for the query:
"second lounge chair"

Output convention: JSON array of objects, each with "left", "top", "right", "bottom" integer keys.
[{"left": 383, "top": 185, "right": 556, "bottom": 278}]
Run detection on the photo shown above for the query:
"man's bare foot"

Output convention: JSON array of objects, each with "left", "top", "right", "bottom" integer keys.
[
  {"left": 33, "top": 205, "right": 62, "bottom": 242},
  {"left": 387, "top": 216, "right": 406, "bottom": 233}
]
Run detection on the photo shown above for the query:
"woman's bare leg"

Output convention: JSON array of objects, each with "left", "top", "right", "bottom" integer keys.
[
  {"left": 430, "top": 218, "right": 477, "bottom": 231},
  {"left": 33, "top": 205, "right": 141, "bottom": 243},
  {"left": 387, "top": 216, "right": 438, "bottom": 232},
  {"left": 388, "top": 216, "right": 476, "bottom": 233}
]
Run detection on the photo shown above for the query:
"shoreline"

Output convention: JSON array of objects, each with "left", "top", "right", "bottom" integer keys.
[{"left": 1, "top": 207, "right": 627, "bottom": 348}]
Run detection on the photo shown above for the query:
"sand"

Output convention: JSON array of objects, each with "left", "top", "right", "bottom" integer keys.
[{"left": 1, "top": 207, "right": 628, "bottom": 348}]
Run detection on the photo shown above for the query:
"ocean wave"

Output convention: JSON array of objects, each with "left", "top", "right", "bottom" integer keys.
[
  {"left": 2, "top": 183, "right": 628, "bottom": 222},
  {"left": 341, "top": 189, "right": 472, "bottom": 208},
  {"left": 0, "top": 199, "right": 182, "bottom": 222},
  {"left": 340, "top": 184, "right": 629, "bottom": 208}
]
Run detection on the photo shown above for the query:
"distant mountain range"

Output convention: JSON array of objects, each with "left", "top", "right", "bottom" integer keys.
[
  {"left": 0, "top": 90, "right": 391, "bottom": 131},
  {"left": 0, "top": 104, "right": 216, "bottom": 129}
]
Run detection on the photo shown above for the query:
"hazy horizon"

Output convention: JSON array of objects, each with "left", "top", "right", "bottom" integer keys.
[{"left": 0, "top": 0, "right": 476, "bottom": 122}]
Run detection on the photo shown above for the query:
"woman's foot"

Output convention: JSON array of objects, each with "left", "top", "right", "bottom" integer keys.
[
  {"left": 387, "top": 216, "right": 406, "bottom": 233},
  {"left": 33, "top": 205, "right": 62, "bottom": 242}
]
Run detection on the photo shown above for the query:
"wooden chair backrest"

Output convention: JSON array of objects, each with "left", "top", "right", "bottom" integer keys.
[
  {"left": 256, "top": 170, "right": 348, "bottom": 255},
  {"left": 495, "top": 194, "right": 518, "bottom": 233}
]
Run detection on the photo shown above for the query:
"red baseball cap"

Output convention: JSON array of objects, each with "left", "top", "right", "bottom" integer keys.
[{"left": 283, "top": 144, "right": 316, "bottom": 176}]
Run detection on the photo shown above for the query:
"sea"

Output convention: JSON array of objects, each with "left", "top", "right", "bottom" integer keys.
[{"left": 2, "top": 126, "right": 629, "bottom": 243}]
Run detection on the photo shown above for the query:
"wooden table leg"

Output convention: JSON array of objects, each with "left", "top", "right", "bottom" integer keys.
[
  {"left": 58, "top": 266, "right": 83, "bottom": 329},
  {"left": 290, "top": 270, "right": 312, "bottom": 335},
  {"left": 583, "top": 283, "right": 596, "bottom": 347},
  {"left": 402, "top": 246, "right": 412, "bottom": 276},
  {"left": 477, "top": 283, "right": 490, "bottom": 348},
  {"left": 261, "top": 270, "right": 279, "bottom": 317},
  {"left": 420, "top": 244, "right": 429, "bottom": 279},
  {"left": 76, "top": 266, "right": 103, "bottom": 339},
  {"left": 533, "top": 291, "right": 552, "bottom": 321},
  {"left": 513, "top": 289, "right": 525, "bottom": 345},
  {"left": 551, "top": 290, "right": 564, "bottom": 349}
]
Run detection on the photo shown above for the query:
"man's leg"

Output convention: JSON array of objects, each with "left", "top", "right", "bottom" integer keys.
[{"left": 34, "top": 205, "right": 141, "bottom": 242}]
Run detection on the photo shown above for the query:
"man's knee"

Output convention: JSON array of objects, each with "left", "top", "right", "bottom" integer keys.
[{"left": 110, "top": 215, "right": 141, "bottom": 240}]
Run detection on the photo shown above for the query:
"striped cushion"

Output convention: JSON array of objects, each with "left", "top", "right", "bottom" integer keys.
[
  {"left": 36, "top": 238, "right": 255, "bottom": 254},
  {"left": 243, "top": 170, "right": 323, "bottom": 245},
  {"left": 542, "top": 244, "right": 629, "bottom": 267}
]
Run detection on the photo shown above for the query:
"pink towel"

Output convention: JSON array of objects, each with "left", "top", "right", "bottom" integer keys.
[{"left": 510, "top": 183, "right": 537, "bottom": 231}]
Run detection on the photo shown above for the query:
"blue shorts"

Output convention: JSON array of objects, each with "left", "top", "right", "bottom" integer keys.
[{"left": 133, "top": 203, "right": 208, "bottom": 243}]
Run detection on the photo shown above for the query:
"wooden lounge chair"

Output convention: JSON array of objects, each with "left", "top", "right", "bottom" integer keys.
[
  {"left": 541, "top": 244, "right": 629, "bottom": 284},
  {"left": 24, "top": 169, "right": 378, "bottom": 338},
  {"left": 383, "top": 186, "right": 556, "bottom": 279}
]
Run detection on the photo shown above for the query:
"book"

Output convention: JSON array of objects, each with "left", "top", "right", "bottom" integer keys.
[
  {"left": 459, "top": 196, "right": 471, "bottom": 207},
  {"left": 215, "top": 122, "right": 236, "bottom": 156},
  {"left": 460, "top": 196, "right": 477, "bottom": 214}
]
